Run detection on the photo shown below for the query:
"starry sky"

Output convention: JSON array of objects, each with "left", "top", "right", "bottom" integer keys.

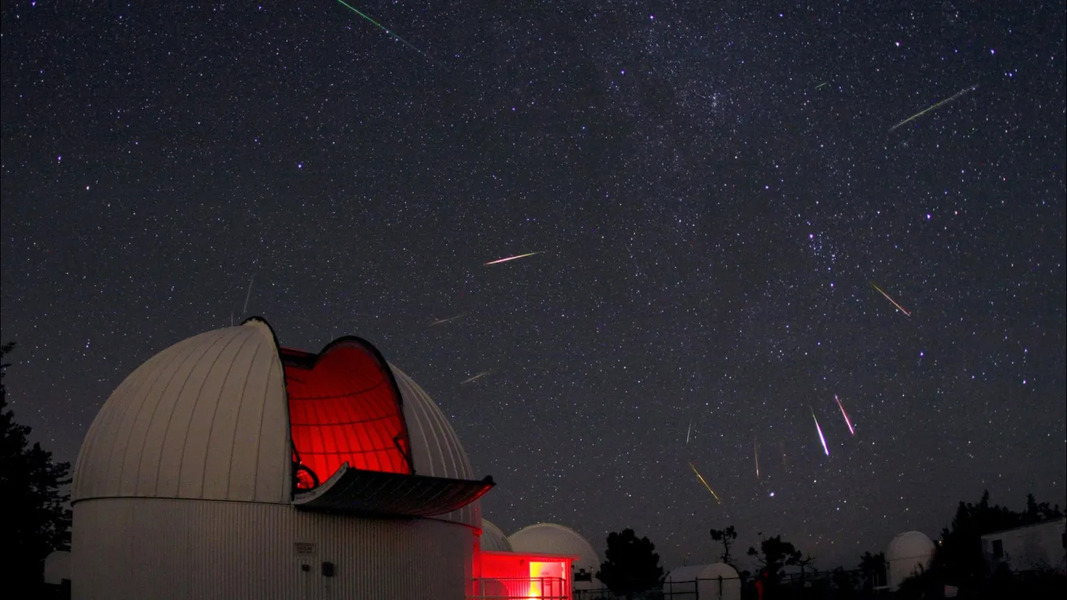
[{"left": 2, "top": 0, "right": 1064, "bottom": 572}]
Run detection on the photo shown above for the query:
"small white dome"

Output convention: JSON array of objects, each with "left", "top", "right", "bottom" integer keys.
[
  {"left": 887, "top": 530, "right": 935, "bottom": 590},
  {"left": 508, "top": 523, "right": 601, "bottom": 586},
  {"left": 666, "top": 563, "right": 740, "bottom": 600},
  {"left": 888, "top": 530, "right": 935, "bottom": 562},
  {"left": 481, "top": 519, "right": 513, "bottom": 552}
]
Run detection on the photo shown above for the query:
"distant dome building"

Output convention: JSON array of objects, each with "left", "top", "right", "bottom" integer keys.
[
  {"left": 481, "top": 519, "right": 513, "bottom": 552},
  {"left": 509, "top": 523, "right": 601, "bottom": 591},
  {"left": 887, "top": 530, "right": 936, "bottom": 590},
  {"left": 664, "top": 563, "right": 741, "bottom": 600},
  {"left": 71, "top": 319, "right": 494, "bottom": 600}
]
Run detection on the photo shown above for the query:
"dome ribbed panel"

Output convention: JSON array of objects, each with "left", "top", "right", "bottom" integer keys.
[
  {"left": 285, "top": 343, "right": 411, "bottom": 484},
  {"left": 391, "top": 367, "right": 471, "bottom": 480},
  {"left": 72, "top": 321, "right": 290, "bottom": 504},
  {"left": 390, "top": 366, "right": 480, "bottom": 527},
  {"left": 480, "top": 519, "right": 513, "bottom": 552}
]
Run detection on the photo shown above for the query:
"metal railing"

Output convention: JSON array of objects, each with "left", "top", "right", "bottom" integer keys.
[{"left": 469, "top": 576, "right": 569, "bottom": 600}]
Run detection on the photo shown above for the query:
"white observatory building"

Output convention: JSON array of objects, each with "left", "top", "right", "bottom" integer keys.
[
  {"left": 508, "top": 523, "right": 602, "bottom": 593},
  {"left": 70, "top": 318, "right": 494, "bottom": 600},
  {"left": 886, "top": 530, "right": 936, "bottom": 590}
]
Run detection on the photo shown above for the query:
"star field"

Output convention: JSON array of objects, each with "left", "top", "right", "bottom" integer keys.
[{"left": 1, "top": 1, "right": 1064, "bottom": 571}]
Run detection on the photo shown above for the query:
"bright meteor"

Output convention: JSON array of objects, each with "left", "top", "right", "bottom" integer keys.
[
  {"left": 688, "top": 462, "right": 722, "bottom": 504},
  {"left": 334, "top": 0, "right": 429, "bottom": 60},
  {"left": 834, "top": 394, "right": 855, "bottom": 436},
  {"left": 811, "top": 408, "right": 830, "bottom": 456},
  {"left": 889, "top": 84, "right": 977, "bottom": 132},
  {"left": 871, "top": 282, "right": 912, "bottom": 317},
  {"left": 484, "top": 251, "right": 543, "bottom": 266},
  {"left": 430, "top": 313, "right": 466, "bottom": 327},
  {"left": 460, "top": 371, "right": 490, "bottom": 385}
]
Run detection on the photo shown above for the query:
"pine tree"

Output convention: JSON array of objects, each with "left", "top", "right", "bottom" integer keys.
[
  {"left": 596, "top": 528, "right": 665, "bottom": 599},
  {"left": 0, "top": 342, "right": 72, "bottom": 590}
]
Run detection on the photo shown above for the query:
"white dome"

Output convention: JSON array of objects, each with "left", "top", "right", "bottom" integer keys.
[
  {"left": 888, "top": 530, "right": 935, "bottom": 562},
  {"left": 666, "top": 562, "right": 739, "bottom": 582},
  {"left": 666, "top": 563, "right": 740, "bottom": 600},
  {"left": 481, "top": 519, "right": 513, "bottom": 552},
  {"left": 508, "top": 523, "right": 601, "bottom": 583},
  {"left": 887, "top": 530, "right": 935, "bottom": 590},
  {"left": 73, "top": 319, "right": 481, "bottom": 525}
]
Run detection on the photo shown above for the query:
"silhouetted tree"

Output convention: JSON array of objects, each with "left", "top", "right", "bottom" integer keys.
[
  {"left": 596, "top": 528, "right": 665, "bottom": 599},
  {"left": 934, "top": 490, "right": 1024, "bottom": 587},
  {"left": 858, "top": 551, "right": 886, "bottom": 591},
  {"left": 1024, "top": 492, "right": 1062, "bottom": 523},
  {"left": 831, "top": 566, "right": 857, "bottom": 598},
  {"left": 710, "top": 525, "right": 738, "bottom": 564},
  {"left": 909, "top": 491, "right": 1064, "bottom": 597},
  {"left": 747, "top": 534, "right": 803, "bottom": 594},
  {"left": 0, "top": 343, "right": 72, "bottom": 592}
]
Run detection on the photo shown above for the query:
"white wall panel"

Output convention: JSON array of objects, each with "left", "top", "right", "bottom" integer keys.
[{"left": 72, "top": 498, "right": 476, "bottom": 600}]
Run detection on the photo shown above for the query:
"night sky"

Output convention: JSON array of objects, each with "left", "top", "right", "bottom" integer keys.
[{"left": 2, "top": 1, "right": 1064, "bottom": 572}]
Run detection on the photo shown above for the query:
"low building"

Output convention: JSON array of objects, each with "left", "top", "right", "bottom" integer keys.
[
  {"left": 980, "top": 518, "right": 1067, "bottom": 574},
  {"left": 509, "top": 523, "right": 602, "bottom": 595}
]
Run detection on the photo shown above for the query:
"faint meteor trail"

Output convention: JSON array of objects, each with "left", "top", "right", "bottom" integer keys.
[
  {"left": 871, "top": 282, "right": 912, "bottom": 317},
  {"left": 484, "top": 251, "right": 543, "bottom": 266},
  {"left": 242, "top": 273, "right": 255, "bottom": 315},
  {"left": 889, "top": 84, "right": 977, "bottom": 132},
  {"left": 430, "top": 313, "right": 466, "bottom": 327},
  {"left": 688, "top": 462, "right": 722, "bottom": 504},
  {"left": 460, "top": 371, "right": 490, "bottom": 385},
  {"left": 334, "top": 0, "right": 429, "bottom": 60},
  {"left": 811, "top": 408, "right": 830, "bottom": 456},
  {"left": 834, "top": 394, "right": 855, "bottom": 436},
  {"left": 686, "top": 420, "right": 692, "bottom": 445},
  {"left": 754, "top": 441, "right": 761, "bottom": 480}
]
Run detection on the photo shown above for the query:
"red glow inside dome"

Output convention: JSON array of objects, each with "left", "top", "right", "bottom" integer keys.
[{"left": 282, "top": 341, "right": 412, "bottom": 486}]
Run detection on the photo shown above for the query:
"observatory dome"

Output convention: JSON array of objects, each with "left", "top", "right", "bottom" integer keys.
[
  {"left": 73, "top": 318, "right": 485, "bottom": 525},
  {"left": 71, "top": 318, "right": 493, "bottom": 600},
  {"left": 665, "top": 563, "right": 740, "bottom": 600},
  {"left": 481, "top": 519, "right": 513, "bottom": 552},
  {"left": 508, "top": 523, "right": 601, "bottom": 585},
  {"left": 887, "top": 530, "right": 935, "bottom": 589}
]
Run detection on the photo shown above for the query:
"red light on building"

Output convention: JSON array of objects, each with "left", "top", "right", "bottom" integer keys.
[{"left": 476, "top": 551, "right": 574, "bottom": 600}]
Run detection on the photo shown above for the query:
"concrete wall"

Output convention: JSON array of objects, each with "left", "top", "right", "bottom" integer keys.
[{"left": 72, "top": 497, "right": 475, "bottom": 600}]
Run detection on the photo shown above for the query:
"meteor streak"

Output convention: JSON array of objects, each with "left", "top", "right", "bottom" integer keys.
[
  {"left": 686, "top": 420, "right": 692, "bottom": 445},
  {"left": 242, "top": 273, "right": 255, "bottom": 315},
  {"left": 834, "top": 394, "right": 855, "bottom": 436},
  {"left": 870, "top": 282, "right": 911, "bottom": 317},
  {"left": 334, "top": 0, "right": 429, "bottom": 59},
  {"left": 811, "top": 408, "right": 830, "bottom": 456},
  {"left": 430, "top": 313, "right": 466, "bottom": 327},
  {"left": 754, "top": 441, "right": 761, "bottom": 480},
  {"left": 460, "top": 371, "right": 490, "bottom": 385},
  {"left": 889, "top": 84, "right": 977, "bottom": 132},
  {"left": 484, "top": 251, "right": 543, "bottom": 266},
  {"left": 688, "top": 462, "right": 722, "bottom": 504}
]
